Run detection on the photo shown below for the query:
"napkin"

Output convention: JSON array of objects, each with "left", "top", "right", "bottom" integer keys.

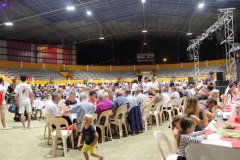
[{"left": 220, "top": 137, "right": 240, "bottom": 148}]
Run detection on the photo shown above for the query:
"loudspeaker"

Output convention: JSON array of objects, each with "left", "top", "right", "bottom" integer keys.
[
  {"left": 137, "top": 75, "right": 142, "bottom": 82},
  {"left": 216, "top": 72, "right": 225, "bottom": 81},
  {"left": 215, "top": 80, "right": 229, "bottom": 86}
]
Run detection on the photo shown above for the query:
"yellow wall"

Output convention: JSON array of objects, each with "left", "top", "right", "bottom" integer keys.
[
  {"left": 66, "top": 65, "right": 87, "bottom": 71},
  {"left": 159, "top": 64, "right": 181, "bottom": 69},
  {"left": 208, "top": 59, "right": 225, "bottom": 66},
  {"left": 0, "top": 59, "right": 225, "bottom": 71},
  {"left": 112, "top": 66, "right": 133, "bottom": 70},
  {"left": 0, "top": 60, "right": 21, "bottom": 68},
  {"left": 23, "top": 62, "right": 42, "bottom": 69},
  {"left": 136, "top": 65, "right": 157, "bottom": 70},
  {"left": 88, "top": 66, "right": 109, "bottom": 71},
  {"left": 45, "top": 63, "right": 61, "bottom": 70}
]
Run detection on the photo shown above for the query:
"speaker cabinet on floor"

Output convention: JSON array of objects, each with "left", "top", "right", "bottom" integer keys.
[{"left": 216, "top": 72, "right": 225, "bottom": 81}]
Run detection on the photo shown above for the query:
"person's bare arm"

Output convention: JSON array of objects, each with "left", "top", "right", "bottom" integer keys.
[
  {"left": 190, "top": 108, "right": 208, "bottom": 126},
  {"left": 15, "top": 93, "right": 19, "bottom": 107},
  {"left": 205, "top": 109, "right": 216, "bottom": 120},
  {"left": 77, "top": 133, "right": 83, "bottom": 147}
]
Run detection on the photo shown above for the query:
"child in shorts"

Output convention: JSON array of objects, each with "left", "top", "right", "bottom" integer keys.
[{"left": 77, "top": 114, "right": 103, "bottom": 160}]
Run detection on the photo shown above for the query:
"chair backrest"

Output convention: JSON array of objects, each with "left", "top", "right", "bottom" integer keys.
[
  {"left": 113, "top": 105, "right": 128, "bottom": 121},
  {"left": 42, "top": 109, "right": 53, "bottom": 123},
  {"left": 97, "top": 110, "right": 112, "bottom": 126},
  {"left": 142, "top": 104, "right": 152, "bottom": 118},
  {"left": 154, "top": 130, "right": 175, "bottom": 160},
  {"left": 166, "top": 100, "right": 174, "bottom": 110},
  {"left": 50, "top": 118, "right": 70, "bottom": 138},
  {"left": 153, "top": 101, "right": 163, "bottom": 114}
]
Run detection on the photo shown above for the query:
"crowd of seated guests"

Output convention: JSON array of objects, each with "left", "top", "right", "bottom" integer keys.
[{"left": 3, "top": 71, "right": 240, "bottom": 159}]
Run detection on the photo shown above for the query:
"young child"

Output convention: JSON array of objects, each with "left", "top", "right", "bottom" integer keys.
[
  {"left": 77, "top": 114, "right": 103, "bottom": 160},
  {"left": 171, "top": 115, "right": 182, "bottom": 138},
  {"left": 177, "top": 117, "right": 207, "bottom": 160}
]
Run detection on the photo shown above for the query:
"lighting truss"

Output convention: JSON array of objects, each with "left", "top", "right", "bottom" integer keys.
[
  {"left": 192, "top": 45, "right": 200, "bottom": 82},
  {"left": 219, "top": 8, "right": 236, "bottom": 82},
  {"left": 187, "top": 8, "right": 236, "bottom": 82}
]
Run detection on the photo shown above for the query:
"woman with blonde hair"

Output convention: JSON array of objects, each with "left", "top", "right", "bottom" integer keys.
[{"left": 184, "top": 97, "right": 208, "bottom": 131}]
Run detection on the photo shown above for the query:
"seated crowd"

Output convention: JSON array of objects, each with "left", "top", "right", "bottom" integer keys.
[{"left": 0, "top": 71, "right": 239, "bottom": 160}]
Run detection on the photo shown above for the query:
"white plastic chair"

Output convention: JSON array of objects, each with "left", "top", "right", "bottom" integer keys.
[
  {"left": 42, "top": 109, "right": 53, "bottom": 145},
  {"left": 142, "top": 104, "right": 153, "bottom": 131},
  {"left": 110, "top": 105, "right": 128, "bottom": 138},
  {"left": 163, "top": 100, "right": 175, "bottom": 128},
  {"left": 154, "top": 130, "right": 178, "bottom": 160},
  {"left": 96, "top": 110, "right": 113, "bottom": 143},
  {"left": 151, "top": 102, "right": 163, "bottom": 127},
  {"left": 50, "top": 118, "right": 74, "bottom": 157}
]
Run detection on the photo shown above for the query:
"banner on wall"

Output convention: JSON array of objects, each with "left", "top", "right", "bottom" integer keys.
[{"left": 137, "top": 53, "right": 155, "bottom": 63}]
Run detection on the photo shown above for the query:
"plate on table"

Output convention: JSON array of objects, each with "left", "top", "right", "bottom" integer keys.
[{"left": 223, "top": 124, "right": 236, "bottom": 129}]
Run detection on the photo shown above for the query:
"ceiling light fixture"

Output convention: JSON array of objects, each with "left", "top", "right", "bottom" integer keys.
[
  {"left": 141, "top": 0, "right": 146, "bottom": 3},
  {"left": 198, "top": 2, "right": 204, "bottom": 9},
  {"left": 4, "top": 22, "right": 13, "bottom": 26},
  {"left": 142, "top": 29, "right": 147, "bottom": 33},
  {"left": 87, "top": 10, "right": 92, "bottom": 16},
  {"left": 99, "top": 37, "right": 104, "bottom": 40},
  {"left": 66, "top": 6, "right": 75, "bottom": 11}
]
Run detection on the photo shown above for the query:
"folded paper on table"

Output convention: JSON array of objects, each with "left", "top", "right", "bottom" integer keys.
[{"left": 205, "top": 129, "right": 216, "bottom": 135}]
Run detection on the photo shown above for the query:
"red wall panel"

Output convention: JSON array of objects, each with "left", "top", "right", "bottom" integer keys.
[{"left": 7, "top": 41, "right": 32, "bottom": 62}]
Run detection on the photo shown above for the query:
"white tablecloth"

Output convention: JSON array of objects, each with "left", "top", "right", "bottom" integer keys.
[{"left": 186, "top": 112, "right": 240, "bottom": 160}]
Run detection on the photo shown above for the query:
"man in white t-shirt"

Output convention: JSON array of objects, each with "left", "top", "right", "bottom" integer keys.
[
  {"left": 142, "top": 77, "right": 148, "bottom": 93},
  {"left": 150, "top": 76, "right": 159, "bottom": 90},
  {"left": 15, "top": 75, "right": 33, "bottom": 129},
  {"left": 0, "top": 77, "right": 10, "bottom": 129}
]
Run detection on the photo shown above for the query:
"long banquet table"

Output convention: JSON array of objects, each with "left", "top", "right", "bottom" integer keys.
[{"left": 186, "top": 111, "right": 240, "bottom": 160}]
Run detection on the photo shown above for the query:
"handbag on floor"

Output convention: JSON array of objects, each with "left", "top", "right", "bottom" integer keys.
[{"left": 8, "top": 102, "right": 17, "bottom": 113}]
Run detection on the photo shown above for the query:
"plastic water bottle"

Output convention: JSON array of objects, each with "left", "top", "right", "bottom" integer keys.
[{"left": 216, "top": 110, "right": 223, "bottom": 129}]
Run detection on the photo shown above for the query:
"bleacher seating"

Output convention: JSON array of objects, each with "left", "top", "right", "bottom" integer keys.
[
  {"left": 0, "top": 68, "right": 65, "bottom": 80},
  {"left": 156, "top": 66, "right": 222, "bottom": 78},
  {"left": 0, "top": 66, "right": 222, "bottom": 80},
  {"left": 71, "top": 70, "right": 136, "bottom": 79}
]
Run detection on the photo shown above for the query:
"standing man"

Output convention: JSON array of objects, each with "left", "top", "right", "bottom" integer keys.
[
  {"left": 151, "top": 76, "right": 159, "bottom": 90},
  {"left": 15, "top": 75, "right": 33, "bottom": 129},
  {"left": 204, "top": 71, "right": 215, "bottom": 85},
  {"left": 0, "top": 77, "right": 10, "bottom": 129}
]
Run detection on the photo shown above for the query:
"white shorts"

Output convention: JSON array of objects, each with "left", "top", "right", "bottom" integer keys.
[{"left": 19, "top": 100, "right": 32, "bottom": 114}]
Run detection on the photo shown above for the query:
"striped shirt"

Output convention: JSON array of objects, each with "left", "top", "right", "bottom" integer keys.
[{"left": 178, "top": 132, "right": 204, "bottom": 157}]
